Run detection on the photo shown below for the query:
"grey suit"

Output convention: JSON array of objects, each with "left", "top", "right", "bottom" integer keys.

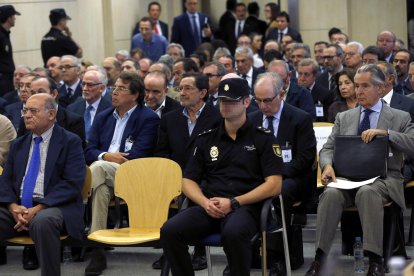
[{"left": 317, "top": 104, "right": 414, "bottom": 256}]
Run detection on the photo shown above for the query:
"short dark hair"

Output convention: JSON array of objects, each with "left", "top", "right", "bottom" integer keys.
[
  {"left": 140, "top": 16, "right": 154, "bottom": 28},
  {"left": 276, "top": 11, "right": 290, "bottom": 23},
  {"left": 31, "top": 76, "right": 58, "bottom": 94},
  {"left": 118, "top": 71, "right": 145, "bottom": 105},
  {"left": 394, "top": 49, "right": 414, "bottom": 63},
  {"left": 328, "top": 27, "right": 342, "bottom": 39},
  {"left": 226, "top": 0, "right": 237, "bottom": 11},
  {"left": 147, "top": 1, "right": 161, "bottom": 12},
  {"left": 247, "top": 2, "right": 260, "bottom": 15},
  {"left": 181, "top": 72, "right": 209, "bottom": 101},
  {"left": 236, "top": 3, "right": 246, "bottom": 10},
  {"left": 220, "top": 54, "right": 235, "bottom": 68},
  {"left": 176, "top": 58, "right": 199, "bottom": 73},
  {"left": 362, "top": 46, "right": 385, "bottom": 61},
  {"left": 314, "top": 41, "right": 329, "bottom": 48},
  {"left": 263, "top": 50, "right": 283, "bottom": 63},
  {"left": 334, "top": 68, "right": 356, "bottom": 101},
  {"left": 265, "top": 2, "right": 280, "bottom": 21}
]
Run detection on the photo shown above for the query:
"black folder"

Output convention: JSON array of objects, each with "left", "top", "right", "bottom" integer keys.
[{"left": 333, "top": 135, "right": 388, "bottom": 181}]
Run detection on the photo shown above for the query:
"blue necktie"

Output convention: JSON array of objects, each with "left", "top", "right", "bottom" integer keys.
[
  {"left": 84, "top": 105, "right": 93, "bottom": 140},
  {"left": 67, "top": 87, "right": 73, "bottom": 97},
  {"left": 192, "top": 15, "right": 200, "bottom": 44},
  {"left": 266, "top": 116, "right": 275, "bottom": 134},
  {"left": 358, "top": 109, "right": 374, "bottom": 135},
  {"left": 21, "top": 136, "right": 43, "bottom": 208}
]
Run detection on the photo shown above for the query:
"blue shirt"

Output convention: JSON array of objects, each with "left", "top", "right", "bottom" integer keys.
[
  {"left": 360, "top": 100, "right": 382, "bottom": 129},
  {"left": 131, "top": 33, "right": 168, "bottom": 62}
]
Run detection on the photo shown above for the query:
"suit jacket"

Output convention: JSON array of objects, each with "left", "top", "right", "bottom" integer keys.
[
  {"left": 154, "top": 103, "right": 221, "bottom": 169},
  {"left": 67, "top": 97, "right": 112, "bottom": 119},
  {"left": 2, "top": 90, "right": 19, "bottom": 105},
  {"left": 0, "top": 124, "right": 86, "bottom": 238},
  {"left": 57, "top": 81, "right": 83, "bottom": 108},
  {"left": 218, "top": 10, "right": 235, "bottom": 40},
  {"left": 132, "top": 20, "right": 168, "bottom": 40},
  {"left": 310, "top": 82, "right": 335, "bottom": 122},
  {"left": 0, "top": 97, "right": 7, "bottom": 115},
  {"left": 4, "top": 101, "right": 23, "bottom": 131},
  {"left": 390, "top": 92, "right": 414, "bottom": 122},
  {"left": 0, "top": 114, "right": 16, "bottom": 166},
  {"left": 249, "top": 104, "right": 316, "bottom": 197},
  {"left": 245, "top": 15, "right": 267, "bottom": 36},
  {"left": 171, "top": 12, "right": 213, "bottom": 57},
  {"left": 161, "top": 96, "right": 181, "bottom": 118},
  {"left": 267, "top": 27, "right": 303, "bottom": 43},
  {"left": 18, "top": 106, "right": 85, "bottom": 146},
  {"left": 320, "top": 104, "right": 414, "bottom": 210},
  {"left": 286, "top": 81, "right": 315, "bottom": 117},
  {"left": 85, "top": 105, "right": 160, "bottom": 164},
  {"left": 237, "top": 66, "right": 264, "bottom": 95},
  {"left": 222, "top": 19, "right": 256, "bottom": 54}
]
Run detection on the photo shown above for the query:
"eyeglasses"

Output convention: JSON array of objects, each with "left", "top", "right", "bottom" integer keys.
[
  {"left": 18, "top": 82, "right": 31, "bottom": 89},
  {"left": 58, "top": 65, "right": 78, "bottom": 70},
  {"left": 81, "top": 82, "right": 102, "bottom": 88},
  {"left": 178, "top": 86, "right": 197, "bottom": 92},
  {"left": 204, "top": 73, "right": 221, "bottom": 78},
  {"left": 323, "top": 55, "right": 337, "bottom": 60},
  {"left": 344, "top": 52, "right": 357, "bottom": 57},
  {"left": 21, "top": 107, "right": 54, "bottom": 116},
  {"left": 253, "top": 95, "right": 278, "bottom": 105},
  {"left": 110, "top": 86, "right": 131, "bottom": 93}
]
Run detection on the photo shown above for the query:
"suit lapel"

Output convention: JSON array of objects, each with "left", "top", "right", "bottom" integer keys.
[
  {"left": 15, "top": 134, "right": 32, "bottom": 188},
  {"left": 276, "top": 105, "right": 289, "bottom": 142},
  {"left": 377, "top": 104, "right": 393, "bottom": 130},
  {"left": 44, "top": 126, "right": 63, "bottom": 188}
]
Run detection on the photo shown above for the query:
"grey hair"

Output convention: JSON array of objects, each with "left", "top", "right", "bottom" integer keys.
[
  {"left": 45, "top": 96, "right": 58, "bottom": 111},
  {"left": 167, "top": 43, "right": 185, "bottom": 57},
  {"left": 268, "top": 59, "right": 290, "bottom": 74},
  {"left": 204, "top": 61, "right": 227, "bottom": 77},
  {"left": 235, "top": 46, "right": 254, "bottom": 61},
  {"left": 61, "top": 55, "right": 81, "bottom": 68},
  {"left": 356, "top": 64, "right": 386, "bottom": 86},
  {"left": 347, "top": 41, "right": 364, "bottom": 54},
  {"left": 86, "top": 65, "right": 108, "bottom": 85},
  {"left": 298, "top": 58, "right": 319, "bottom": 75},
  {"left": 15, "top": 65, "right": 32, "bottom": 73},
  {"left": 254, "top": 72, "right": 284, "bottom": 97},
  {"left": 212, "top": 47, "right": 231, "bottom": 61},
  {"left": 376, "top": 61, "right": 397, "bottom": 86},
  {"left": 291, "top": 43, "right": 311, "bottom": 58}
]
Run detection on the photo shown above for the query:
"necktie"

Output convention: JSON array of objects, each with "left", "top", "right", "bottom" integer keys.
[
  {"left": 153, "top": 23, "right": 159, "bottom": 34},
  {"left": 242, "top": 74, "right": 247, "bottom": 80},
  {"left": 394, "top": 83, "right": 404, "bottom": 95},
  {"left": 358, "top": 109, "right": 374, "bottom": 135},
  {"left": 278, "top": 31, "right": 283, "bottom": 42},
  {"left": 84, "top": 105, "right": 93, "bottom": 140},
  {"left": 329, "top": 76, "right": 337, "bottom": 93},
  {"left": 21, "top": 136, "right": 43, "bottom": 208},
  {"left": 266, "top": 116, "right": 275, "bottom": 134},
  {"left": 208, "top": 95, "right": 217, "bottom": 106},
  {"left": 67, "top": 87, "right": 73, "bottom": 97},
  {"left": 237, "top": 21, "right": 242, "bottom": 37},
  {"left": 192, "top": 15, "right": 200, "bottom": 44}
]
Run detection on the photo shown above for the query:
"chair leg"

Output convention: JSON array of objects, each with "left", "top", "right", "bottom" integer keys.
[
  {"left": 408, "top": 206, "right": 414, "bottom": 245},
  {"left": 261, "top": 231, "right": 267, "bottom": 276},
  {"left": 160, "top": 257, "right": 170, "bottom": 276},
  {"left": 205, "top": 246, "right": 213, "bottom": 276},
  {"left": 279, "top": 195, "right": 292, "bottom": 276}
]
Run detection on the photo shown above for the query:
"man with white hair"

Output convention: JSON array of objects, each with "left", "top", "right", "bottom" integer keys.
[
  {"left": 344, "top": 41, "right": 364, "bottom": 70},
  {"left": 57, "top": 55, "right": 83, "bottom": 107}
]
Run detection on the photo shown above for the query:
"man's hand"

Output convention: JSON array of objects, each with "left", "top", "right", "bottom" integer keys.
[
  {"left": 202, "top": 198, "right": 225, "bottom": 218},
  {"left": 321, "top": 164, "right": 336, "bottom": 186},
  {"left": 203, "top": 25, "right": 212, "bottom": 38},
  {"left": 210, "top": 197, "right": 232, "bottom": 215},
  {"left": 22, "top": 204, "right": 45, "bottom": 224},
  {"left": 360, "top": 129, "right": 388, "bottom": 143},
  {"left": 62, "top": 26, "right": 72, "bottom": 37},
  {"left": 103, "top": 152, "right": 129, "bottom": 164},
  {"left": 8, "top": 203, "right": 29, "bottom": 232}
]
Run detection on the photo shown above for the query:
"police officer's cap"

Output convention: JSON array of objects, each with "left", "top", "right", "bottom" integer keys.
[
  {"left": 218, "top": 78, "right": 250, "bottom": 100},
  {"left": 0, "top": 5, "right": 21, "bottom": 22},
  {"left": 49, "top": 8, "right": 71, "bottom": 25}
]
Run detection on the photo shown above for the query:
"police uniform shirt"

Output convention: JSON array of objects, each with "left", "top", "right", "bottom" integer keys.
[
  {"left": 184, "top": 120, "right": 283, "bottom": 199},
  {"left": 41, "top": 27, "right": 79, "bottom": 65},
  {"left": 0, "top": 25, "right": 15, "bottom": 78}
]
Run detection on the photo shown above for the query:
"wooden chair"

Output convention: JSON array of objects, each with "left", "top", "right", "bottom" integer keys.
[
  {"left": 87, "top": 157, "right": 181, "bottom": 246},
  {"left": 6, "top": 166, "right": 92, "bottom": 245}
]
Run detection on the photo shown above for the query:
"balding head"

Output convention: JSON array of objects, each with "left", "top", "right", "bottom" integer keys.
[{"left": 23, "top": 93, "right": 57, "bottom": 135}]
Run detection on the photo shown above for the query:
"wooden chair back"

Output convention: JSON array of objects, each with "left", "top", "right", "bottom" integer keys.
[{"left": 114, "top": 158, "right": 182, "bottom": 229}]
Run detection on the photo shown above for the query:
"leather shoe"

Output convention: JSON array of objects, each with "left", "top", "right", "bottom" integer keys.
[
  {"left": 23, "top": 246, "right": 39, "bottom": 270},
  {"left": 367, "top": 262, "right": 384, "bottom": 276},
  {"left": 191, "top": 253, "right": 207, "bottom": 270},
  {"left": 222, "top": 265, "right": 230, "bottom": 276},
  {"left": 0, "top": 246, "right": 6, "bottom": 265},
  {"left": 269, "top": 259, "right": 286, "bottom": 276},
  {"left": 305, "top": 260, "right": 321, "bottom": 276},
  {"left": 85, "top": 249, "right": 107, "bottom": 276},
  {"left": 152, "top": 254, "right": 165, "bottom": 269}
]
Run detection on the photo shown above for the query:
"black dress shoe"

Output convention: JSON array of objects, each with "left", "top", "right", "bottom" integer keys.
[
  {"left": 0, "top": 246, "right": 6, "bottom": 265},
  {"left": 305, "top": 260, "right": 321, "bottom": 276},
  {"left": 367, "top": 262, "right": 384, "bottom": 276},
  {"left": 191, "top": 253, "right": 207, "bottom": 270},
  {"left": 85, "top": 249, "right": 107, "bottom": 276},
  {"left": 222, "top": 265, "right": 230, "bottom": 276},
  {"left": 152, "top": 254, "right": 165, "bottom": 269},
  {"left": 23, "top": 246, "right": 39, "bottom": 270},
  {"left": 269, "top": 260, "right": 286, "bottom": 276}
]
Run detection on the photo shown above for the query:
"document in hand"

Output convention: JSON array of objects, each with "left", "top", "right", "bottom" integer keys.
[{"left": 327, "top": 176, "right": 379, "bottom": 189}]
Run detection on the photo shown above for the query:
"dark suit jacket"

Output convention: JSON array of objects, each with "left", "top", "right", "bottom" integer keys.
[
  {"left": 2, "top": 90, "right": 19, "bottom": 105},
  {"left": 0, "top": 97, "right": 7, "bottom": 115},
  {"left": 267, "top": 27, "right": 303, "bottom": 43},
  {"left": 245, "top": 15, "right": 267, "bottom": 36},
  {"left": 222, "top": 19, "right": 257, "bottom": 54},
  {"left": 67, "top": 97, "right": 112, "bottom": 119},
  {"left": 0, "top": 124, "right": 86, "bottom": 239},
  {"left": 390, "top": 92, "right": 414, "bottom": 122},
  {"left": 161, "top": 96, "right": 181, "bottom": 118},
  {"left": 218, "top": 10, "right": 235, "bottom": 40},
  {"left": 4, "top": 101, "right": 23, "bottom": 131},
  {"left": 57, "top": 81, "right": 83, "bottom": 108},
  {"left": 132, "top": 20, "right": 168, "bottom": 40},
  {"left": 249, "top": 103, "right": 316, "bottom": 198},
  {"left": 171, "top": 12, "right": 213, "bottom": 57},
  {"left": 237, "top": 66, "right": 265, "bottom": 95},
  {"left": 85, "top": 105, "right": 160, "bottom": 164},
  {"left": 154, "top": 104, "right": 221, "bottom": 170},
  {"left": 310, "top": 82, "right": 335, "bottom": 122},
  {"left": 286, "top": 81, "right": 315, "bottom": 117},
  {"left": 18, "top": 106, "right": 86, "bottom": 147}
]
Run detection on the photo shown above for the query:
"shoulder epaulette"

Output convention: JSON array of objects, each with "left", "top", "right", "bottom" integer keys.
[
  {"left": 198, "top": 128, "right": 216, "bottom": 136},
  {"left": 256, "top": 126, "right": 272, "bottom": 134}
]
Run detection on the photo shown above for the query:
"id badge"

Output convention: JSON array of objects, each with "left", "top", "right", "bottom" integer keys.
[
  {"left": 281, "top": 142, "right": 292, "bottom": 163},
  {"left": 125, "top": 136, "right": 133, "bottom": 152},
  {"left": 315, "top": 101, "right": 324, "bottom": 117}
]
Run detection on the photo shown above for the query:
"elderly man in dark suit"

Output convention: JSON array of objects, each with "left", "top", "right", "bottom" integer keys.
[
  {"left": 84, "top": 71, "right": 159, "bottom": 276},
  {"left": 57, "top": 55, "right": 83, "bottom": 107},
  {"left": 235, "top": 46, "right": 264, "bottom": 94},
  {"left": 0, "top": 93, "right": 86, "bottom": 276},
  {"left": 306, "top": 64, "right": 414, "bottom": 276},
  {"left": 170, "top": 0, "right": 213, "bottom": 57},
  {"left": 250, "top": 72, "right": 316, "bottom": 274}
]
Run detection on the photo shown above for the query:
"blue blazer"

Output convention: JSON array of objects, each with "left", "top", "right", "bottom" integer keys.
[
  {"left": 171, "top": 12, "right": 212, "bottom": 56},
  {"left": 286, "top": 81, "right": 315, "bottom": 118},
  {"left": 0, "top": 124, "right": 86, "bottom": 239},
  {"left": 85, "top": 105, "right": 160, "bottom": 164},
  {"left": 4, "top": 101, "right": 23, "bottom": 131}
]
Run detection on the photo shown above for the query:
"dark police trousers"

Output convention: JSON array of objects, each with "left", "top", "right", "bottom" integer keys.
[{"left": 161, "top": 204, "right": 260, "bottom": 276}]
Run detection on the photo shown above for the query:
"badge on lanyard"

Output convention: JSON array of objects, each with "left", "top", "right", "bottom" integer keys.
[
  {"left": 281, "top": 142, "right": 292, "bottom": 163},
  {"left": 124, "top": 136, "right": 134, "bottom": 151},
  {"left": 315, "top": 101, "right": 324, "bottom": 118}
]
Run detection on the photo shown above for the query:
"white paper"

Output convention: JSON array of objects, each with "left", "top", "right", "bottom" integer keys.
[{"left": 327, "top": 176, "right": 379, "bottom": 189}]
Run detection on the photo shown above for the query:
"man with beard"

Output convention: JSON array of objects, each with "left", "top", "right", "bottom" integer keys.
[{"left": 393, "top": 49, "right": 414, "bottom": 95}]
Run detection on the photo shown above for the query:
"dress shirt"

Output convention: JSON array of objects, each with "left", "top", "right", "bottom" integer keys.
[
  {"left": 86, "top": 97, "right": 102, "bottom": 123},
  {"left": 359, "top": 100, "right": 382, "bottom": 129},
  {"left": 131, "top": 33, "right": 168, "bottom": 62},
  {"left": 235, "top": 20, "right": 245, "bottom": 37},
  {"left": 244, "top": 67, "right": 253, "bottom": 88},
  {"left": 66, "top": 79, "right": 81, "bottom": 96},
  {"left": 382, "top": 90, "right": 393, "bottom": 106},
  {"left": 262, "top": 100, "right": 284, "bottom": 137},
  {"left": 182, "top": 103, "right": 206, "bottom": 136},
  {"left": 146, "top": 98, "right": 166, "bottom": 118}
]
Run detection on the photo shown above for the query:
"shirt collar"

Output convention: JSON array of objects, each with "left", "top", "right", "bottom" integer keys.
[
  {"left": 67, "top": 78, "right": 80, "bottom": 92},
  {"left": 262, "top": 100, "right": 284, "bottom": 123},
  {"left": 113, "top": 105, "right": 137, "bottom": 120},
  {"left": 33, "top": 124, "right": 55, "bottom": 143},
  {"left": 382, "top": 89, "right": 393, "bottom": 105},
  {"left": 86, "top": 97, "right": 102, "bottom": 110},
  {"left": 182, "top": 103, "right": 206, "bottom": 119},
  {"left": 361, "top": 99, "right": 382, "bottom": 113}
]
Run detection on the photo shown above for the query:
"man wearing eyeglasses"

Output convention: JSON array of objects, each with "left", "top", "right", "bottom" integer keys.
[
  {"left": 57, "top": 55, "right": 83, "bottom": 108},
  {"left": 84, "top": 71, "right": 159, "bottom": 276},
  {"left": 315, "top": 44, "right": 344, "bottom": 98},
  {"left": 344, "top": 42, "right": 364, "bottom": 70},
  {"left": 202, "top": 61, "right": 227, "bottom": 108},
  {"left": 249, "top": 72, "right": 316, "bottom": 274},
  {"left": 161, "top": 75, "right": 283, "bottom": 276}
]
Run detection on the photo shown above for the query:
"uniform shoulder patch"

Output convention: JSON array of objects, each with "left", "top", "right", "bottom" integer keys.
[
  {"left": 256, "top": 126, "right": 272, "bottom": 134},
  {"left": 198, "top": 128, "right": 216, "bottom": 136}
]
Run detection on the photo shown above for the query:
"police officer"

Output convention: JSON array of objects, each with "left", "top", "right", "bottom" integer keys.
[
  {"left": 41, "top": 9, "right": 82, "bottom": 67},
  {"left": 0, "top": 5, "right": 20, "bottom": 96},
  {"left": 160, "top": 75, "right": 284, "bottom": 276}
]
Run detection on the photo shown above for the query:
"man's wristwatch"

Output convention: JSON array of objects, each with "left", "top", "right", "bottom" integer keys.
[{"left": 230, "top": 197, "right": 240, "bottom": 210}]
